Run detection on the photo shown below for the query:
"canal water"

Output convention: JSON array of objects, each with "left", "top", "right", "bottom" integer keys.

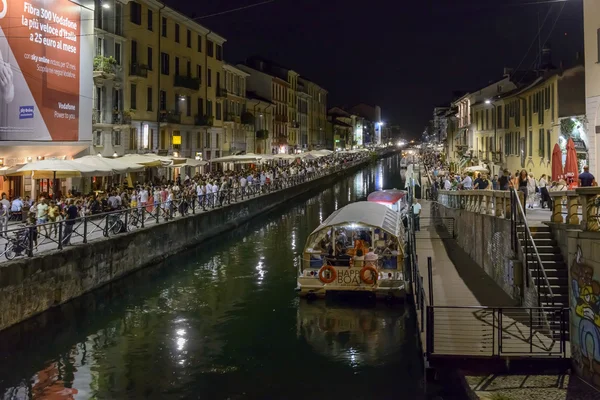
[{"left": 0, "top": 154, "right": 425, "bottom": 399}]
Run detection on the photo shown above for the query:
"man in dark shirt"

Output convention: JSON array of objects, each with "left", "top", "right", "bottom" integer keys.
[
  {"left": 62, "top": 199, "right": 79, "bottom": 246},
  {"left": 578, "top": 166, "right": 596, "bottom": 187}
]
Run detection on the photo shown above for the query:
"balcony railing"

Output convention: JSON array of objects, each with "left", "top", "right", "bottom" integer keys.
[
  {"left": 112, "top": 111, "right": 132, "bottom": 125},
  {"left": 275, "top": 115, "right": 288, "bottom": 123},
  {"left": 93, "top": 56, "right": 117, "bottom": 75},
  {"left": 160, "top": 110, "right": 181, "bottom": 124},
  {"left": 194, "top": 114, "right": 213, "bottom": 126},
  {"left": 130, "top": 63, "right": 148, "bottom": 78},
  {"left": 174, "top": 75, "right": 200, "bottom": 91},
  {"left": 217, "top": 87, "right": 227, "bottom": 97}
]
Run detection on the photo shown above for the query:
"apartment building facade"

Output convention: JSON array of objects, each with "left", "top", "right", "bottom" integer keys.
[{"left": 93, "top": 0, "right": 226, "bottom": 163}]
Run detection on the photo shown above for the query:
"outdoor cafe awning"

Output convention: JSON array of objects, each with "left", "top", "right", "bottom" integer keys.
[
  {"left": 168, "top": 158, "right": 208, "bottom": 168},
  {"left": 7, "top": 159, "right": 106, "bottom": 179},
  {"left": 121, "top": 154, "right": 172, "bottom": 167}
]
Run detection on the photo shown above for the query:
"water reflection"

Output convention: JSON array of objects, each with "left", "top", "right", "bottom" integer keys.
[{"left": 297, "top": 300, "right": 409, "bottom": 367}]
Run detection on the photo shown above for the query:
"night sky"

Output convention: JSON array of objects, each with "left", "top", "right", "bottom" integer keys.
[{"left": 164, "top": 0, "right": 583, "bottom": 139}]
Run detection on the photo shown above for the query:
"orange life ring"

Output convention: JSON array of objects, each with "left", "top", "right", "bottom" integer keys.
[
  {"left": 360, "top": 266, "right": 378, "bottom": 285},
  {"left": 318, "top": 265, "right": 337, "bottom": 284}
]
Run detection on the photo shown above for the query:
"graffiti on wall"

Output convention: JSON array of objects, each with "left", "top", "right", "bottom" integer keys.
[{"left": 571, "top": 245, "right": 600, "bottom": 387}]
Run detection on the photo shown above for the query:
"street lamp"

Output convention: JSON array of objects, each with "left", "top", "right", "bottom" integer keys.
[
  {"left": 102, "top": 2, "right": 110, "bottom": 9},
  {"left": 485, "top": 99, "right": 491, "bottom": 104}
]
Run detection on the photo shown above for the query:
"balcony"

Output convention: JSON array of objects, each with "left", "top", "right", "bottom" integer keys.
[
  {"left": 160, "top": 110, "right": 181, "bottom": 124},
  {"left": 174, "top": 75, "right": 200, "bottom": 91},
  {"left": 112, "top": 110, "right": 132, "bottom": 125},
  {"left": 217, "top": 87, "right": 227, "bottom": 97},
  {"left": 224, "top": 113, "right": 241, "bottom": 123},
  {"left": 194, "top": 114, "right": 213, "bottom": 127},
  {"left": 93, "top": 56, "right": 118, "bottom": 82},
  {"left": 130, "top": 63, "right": 148, "bottom": 79},
  {"left": 256, "top": 129, "right": 269, "bottom": 140},
  {"left": 241, "top": 111, "right": 255, "bottom": 125}
]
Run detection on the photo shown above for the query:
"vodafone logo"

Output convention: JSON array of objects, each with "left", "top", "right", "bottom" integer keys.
[{"left": 0, "top": 0, "right": 6, "bottom": 19}]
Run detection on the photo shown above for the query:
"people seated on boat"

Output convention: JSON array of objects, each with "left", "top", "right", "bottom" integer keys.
[
  {"left": 334, "top": 248, "right": 352, "bottom": 267},
  {"left": 318, "top": 238, "right": 329, "bottom": 254},
  {"left": 354, "top": 249, "right": 365, "bottom": 268},
  {"left": 354, "top": 238, "right": 369, "bottom": 255},
  {"left": 365, "top": 250, "right": 378, "bottom": 267},
  {"left": 358, "top": 230, "right": 371, "bottom": 244},
  {"left": 325, "top": 248, "right": 335, "bottom": 265}
]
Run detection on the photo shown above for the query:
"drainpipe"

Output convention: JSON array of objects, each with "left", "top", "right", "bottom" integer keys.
[
  {"left": 157, "top": 3, "right": 166, "bottom": 150},
  {"left": 205, "top": 30, "right": 211, "bottom": 159}
]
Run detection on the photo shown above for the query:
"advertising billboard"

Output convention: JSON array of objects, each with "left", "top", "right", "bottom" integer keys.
[{"left": 0, "top": 0, "right": 92, "bottom": 142}]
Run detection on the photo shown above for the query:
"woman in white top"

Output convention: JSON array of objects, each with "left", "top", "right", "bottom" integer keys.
[{"left": 526, "top": 173, "right": 537, "bottom": 209}]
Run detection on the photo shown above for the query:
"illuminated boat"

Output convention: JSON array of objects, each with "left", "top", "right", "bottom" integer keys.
[{"left": 297, "top": 202, "right": 406, "bottom": 301}]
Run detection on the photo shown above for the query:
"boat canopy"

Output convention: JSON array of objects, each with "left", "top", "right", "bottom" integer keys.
[
  {"left": 367, "top": 190, "right": 406, "bottom": 206},
  {"left": 306, "top": 202, "right": 400, "bottom": 248}
]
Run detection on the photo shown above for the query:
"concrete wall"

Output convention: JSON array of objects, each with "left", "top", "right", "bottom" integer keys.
[
  {"left": 0, "top": 161, "right": 369, "bottom": 332},
  {"left": 436, "top": 205, "right": 538, "bottom": 306},
  {"left": 549, "top": 222, "right": 600, "bottom": 389}
]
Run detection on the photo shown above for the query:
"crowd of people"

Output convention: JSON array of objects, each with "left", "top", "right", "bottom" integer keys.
[
  {"left": 428, "top": 162, "right": 596, "bottom": 211},
  {"left": 0, "top": 152, "right": 369, "bottom": 242}
]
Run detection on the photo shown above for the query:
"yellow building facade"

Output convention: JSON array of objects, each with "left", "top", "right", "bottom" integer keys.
[{"left": 118, "top": 0, "right": 226, "bottom": 162}]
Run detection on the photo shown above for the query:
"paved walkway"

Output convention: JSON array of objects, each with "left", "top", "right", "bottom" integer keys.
[{"left": 413, "top": 200, "right": 567, "bottom": 358}]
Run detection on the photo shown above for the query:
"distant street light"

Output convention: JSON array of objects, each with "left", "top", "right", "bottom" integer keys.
[{"left": 485, "top": 99, "right": 491, "bottom": 104}]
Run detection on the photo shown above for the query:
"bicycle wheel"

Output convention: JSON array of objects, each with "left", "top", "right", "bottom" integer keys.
[
  {"left": 128, "top": 215, "right": 139, "bottom": 231},
  {"left": 5, "top": 243, "right": 16, "bottom": 260},
  {"left": 111, "top": 220, "right": 124, "bottom": 235}
]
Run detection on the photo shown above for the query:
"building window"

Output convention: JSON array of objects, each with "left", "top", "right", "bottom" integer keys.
[
  {"left": 175, "top": 23, "right": 180, "bottom": 43},
  {"left": 597, "top": 28, "right": 600, "bottom": 63},
  {"left": 175, "top": 57, "right": 179, "bottom": 76},
  {"left": 196, "top": 65, "right": 202, "bottom": 83},
  {"left": 197, "top": 35, "right": 202, "bottom": 52},
  {"left": 207, "top": 68, "right": 212, "bottom": 87},
  {"left": 147, "top": 87, "right": 152, "bottom": 111},
  {"left": 197, "top": 97, "right": 203, "bottom": 116},
  {"left": 131, "top": 40, "right": 137, "bottom": 63},
  {"left": 147, "top": 9, "right": 153, "bottom": 31},
  {"left": 216, "top": 45, "right": 223, "bottom": 61},
  {"left": 186, "top": 61, "right": 191, "bottom": 77},
  {"left": 497, "top": 105, "right": 502, "bottom": 128},
  {"left": 207, "top": 100, "right": 213, "bottom": 117},
  {"left": 147, "top": 46, "right": 153, "bottom": 70},
  {"left": 207, "top": 40, "right": 214, "bottom": 57},
  {"left": 216, "top": 102, "right": 221, "bottom": 120},
  {"left": 205, "top": 131, "right": 211, "bottom": 148},
  {"left": 130, "top": 83, "right": 137, "bottom": 110},
  {"left": 159, "top": 90, "right": 166, "bottom": 110},
  {"left": 538, "top": 128, "right": 544, "bottom": 158},
  {"left": 185, "top": 96, "right": 191, "bottom": 116},
  {"left": 546, "top": 130, "right": 551, "bottom": 160},
  {"left": 130, "top": 1, "right": 141, "bottom": 25},
  {"left": 528, "top": 130, "right": 532, "bottom": 157},
  {"left": 187, "top": 30, "right": 191, "bottom": 48},
  {"left": 114, "top": 42, "right": 121, "bottom": 65},
  {"left": 173, "top": 130, "right": 181, "bottom": 151},
  {"left": 174, "top": 93, "right": 180, "bottom": 114},
  {"left": 142, "top": 124, "right": 150, "bottom": 149},
  {"left": 161, "top": 17, "right": 167, "bottom": 38},
  {"left": 160, "top": 52, "right": 169, "bottom": 75},
  {"left": 129, "top": 128, "right": 138, "bottom": 150}
]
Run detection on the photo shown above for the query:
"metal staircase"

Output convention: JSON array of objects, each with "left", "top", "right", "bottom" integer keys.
[{"left": 519, "top": 225, "right": 569, "bottom": 308}]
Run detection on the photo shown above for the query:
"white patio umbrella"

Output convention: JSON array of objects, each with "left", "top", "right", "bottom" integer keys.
[
  {"left": 274, "top": 154, "right": 298, "bottom": 160},
  {"left": 168, "top": 158, "right": 208, "bottom": 168},
  {"left": 8, "top": 159, "right": 105, "bottom": 179},
  {"left": 211, "top": 153, "right": 262, "bottom": 163},
  {"left": 122, "top": 154, "right": 171, "bottom": 167},
  {"left": 73, "top": 155, "right": 145, "bottom": 174}
]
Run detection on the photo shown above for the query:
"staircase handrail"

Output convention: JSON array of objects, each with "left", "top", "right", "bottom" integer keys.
[{"left": 511, "top": 188, "right": 555, "bottom": 306}]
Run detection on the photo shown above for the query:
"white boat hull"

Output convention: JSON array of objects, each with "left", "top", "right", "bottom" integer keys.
[{"left": 297, "top": 268, "right": 407, "bottom": 300}]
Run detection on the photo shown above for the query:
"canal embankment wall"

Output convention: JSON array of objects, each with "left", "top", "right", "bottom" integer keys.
[
  {"left": 435, "top": 204, "right": 538, "bottom": 307},
  {"left": 0, "top": 157, "right": 381, "bottom": 332}
]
